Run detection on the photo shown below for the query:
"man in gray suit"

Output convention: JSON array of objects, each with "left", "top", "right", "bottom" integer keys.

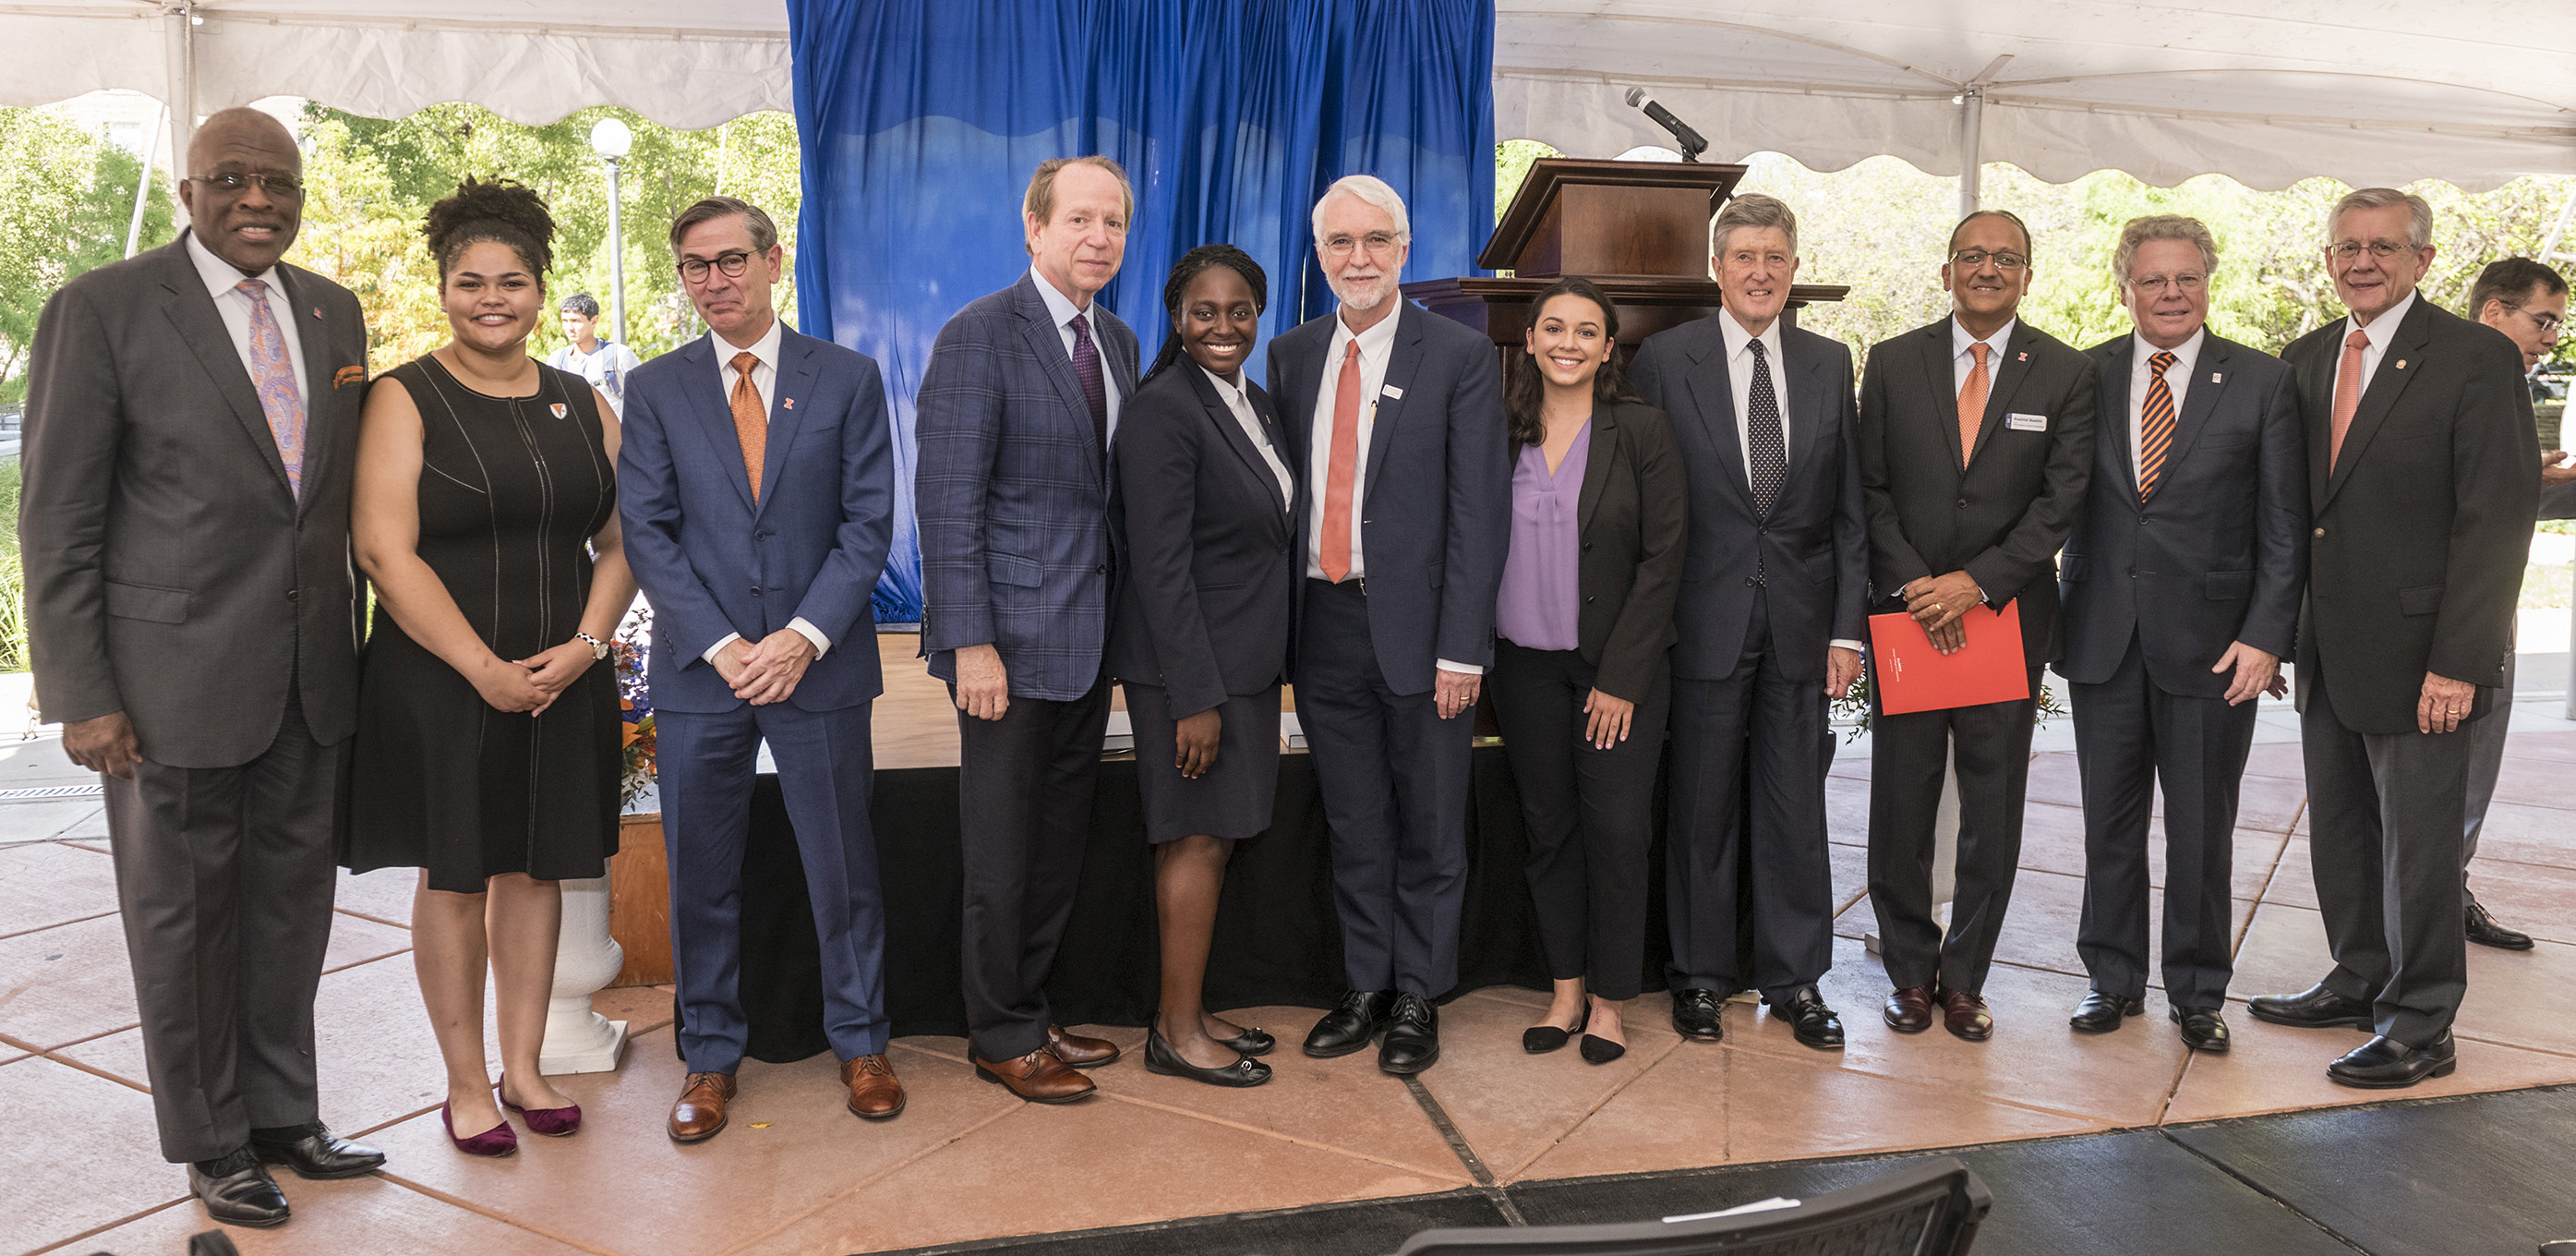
[{"left": 20, "top": 107, "right": 381, "bottom": 1227}]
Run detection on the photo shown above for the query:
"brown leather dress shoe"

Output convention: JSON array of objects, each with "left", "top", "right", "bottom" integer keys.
[
  {"left": 1939, "top": 987, "right": 1994, "bottom": 1041},
  {"left": 668, "top": 1071, "right": 737, "bottom": 1142},
  {"left": 1884, "top": 984, "right": 1937, "bottom": 1033},
  {"left": 975, "top": 1047, "right": 1097, "bottom": 1103},
  {"left": 842, "top": 1054, "right": 906, "bottom": 1120},
  {"left": 1046, "top": 1024, "right": 1121, "bottom": 1068}
]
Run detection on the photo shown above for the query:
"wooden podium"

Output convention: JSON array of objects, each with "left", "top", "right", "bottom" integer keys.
[{"left": 1403, "top": 157, "right": 1846, "bottom": 356}]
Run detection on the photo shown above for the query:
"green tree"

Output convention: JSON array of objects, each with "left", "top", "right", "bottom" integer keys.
[{"left": 0, "top": 108, "right": 174, "bottom": 403}]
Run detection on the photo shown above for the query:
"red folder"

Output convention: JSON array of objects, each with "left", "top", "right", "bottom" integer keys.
[{"left": 1868, "top": 600, "right": 2029, "bottom": 715}]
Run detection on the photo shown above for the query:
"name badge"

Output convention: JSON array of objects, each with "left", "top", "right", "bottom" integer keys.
[
  {"left": 2005, "top": 412, "right": 2048, "bottom": 432},
  {"left": 1381, "top": 384, "right": 1403, "bottom": 400}
]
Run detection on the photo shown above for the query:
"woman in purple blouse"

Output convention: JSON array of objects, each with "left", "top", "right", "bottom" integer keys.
[{"left": 1489, "top": 276, "right": 1688, "bottom": 1064}]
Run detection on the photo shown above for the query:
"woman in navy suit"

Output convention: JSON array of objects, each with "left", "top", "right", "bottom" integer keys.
[{"left": 1107, "top": 246, "right": 1297, "bottom": 1087}]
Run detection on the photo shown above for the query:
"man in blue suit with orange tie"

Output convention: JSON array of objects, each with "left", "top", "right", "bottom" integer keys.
[
  {"left": 917, "top": 156, "right": 1141, "bottom": 1103},
  {"left": 2055, "top": 215, "right": 2305, "bottom": 1054},
  {"left": 620, "top": 197, "right": 900, "bottom": 1141}
]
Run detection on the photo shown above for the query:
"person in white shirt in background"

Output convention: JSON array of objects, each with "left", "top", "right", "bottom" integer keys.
[{"left": 548, "top": 292, "right": 643, "bottom": 415}]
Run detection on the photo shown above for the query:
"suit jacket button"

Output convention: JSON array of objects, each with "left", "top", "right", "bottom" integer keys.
[
  {"left": 1956, "top": 498, "right": 1969, "bottom": 508},
  {"left": 1585, "top": 595, "right": 1596, "bottom": 604},
  {"left": 1582, "top": 540, "right": 1593, "bottom": 550},
  {"left": 1096, "top": 563, "right": 1108, "bottom": 574},
  {"left": 2313, "top": 526, "right": 2326, "bottom": 537},
  {"left": 750, "top": 587, "right": 763, "bottom": 597},
  {"left": 285, "top": 588, "right": 298, "bottom": 601}
]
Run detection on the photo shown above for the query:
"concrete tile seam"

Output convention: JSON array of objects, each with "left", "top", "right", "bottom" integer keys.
[
  {"left": 20, "top": 1196, "right": 192, "bottom": 1256},
  {"left": 374, "top": 1170, "right": 634, "bottom": 1256},
  {"left": 711, "top": 1100, "right": 1027, "bottom": 1256},
  {"left": 1090, "top": 1088, "right": 1470, "bottom": 1182},
  {"left": 0, "top": 911, "right": 121, "bottom": 944},
  {"left": 1498, "top": 1032, "right": 1687, "bottom": 1182}
]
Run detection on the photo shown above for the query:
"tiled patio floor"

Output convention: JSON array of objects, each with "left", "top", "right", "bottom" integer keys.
[{"left": 6, "top": 700, "right": 2575, "bottom": 1256}]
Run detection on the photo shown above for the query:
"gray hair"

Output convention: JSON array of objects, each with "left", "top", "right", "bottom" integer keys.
[
  {"left": 1311, "top": 175, "right": 1412, "bottom": 245},
  {"left": 2329, "top": 187, "right": 2433, "bottom": 251},
  {"left": 2111, "top": 214, "right": 2219, "bottom": 285},
  {"left": 1710, "top": 192, "right": 1799, "bottom": 258},
  {"left": 668, "top": 196, "right": 778, "bottom": 257}
]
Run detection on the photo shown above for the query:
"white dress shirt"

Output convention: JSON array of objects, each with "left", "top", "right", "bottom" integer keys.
[
  {"left": 1201, "top": 365, "right": 1294, "bottom": 508},
  {"left": 185, "top": 231, "right": 308, "bottom": 417},
  {"left": 1724, "top": 311, "right": 1862, "bottom": 654},
  {"left": 700, "top": 316, "right": 831, "bottom": 664},
  {"left": 2334, "top": 288, "right": 2418, "bottom": 418},
  {"left": 2127, "top": 327, "right": 2204, "bottom": 492},
  {"left": 1030, "top": 267, "right": 1124, "bottom": 443},
  {"left": 1305, "top": 307, "right": 1477, "bottom": 675},
  {"left": 1950, "top": 316, "right": 2016, "bottom": 393}
]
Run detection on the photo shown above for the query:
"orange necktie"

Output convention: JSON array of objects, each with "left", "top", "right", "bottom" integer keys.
[
  {"left": 1957, "top": 341, "right": 1990, "bottom": 466},
  {"left": 2328, "top": 328, "right": 2369, "bottom": 471},
  {"left": 1319, "top": 340, "right": 1363, "bottom": 583},
  {"left": 729, "top": 350, "right": 765, "bottom": 500}
]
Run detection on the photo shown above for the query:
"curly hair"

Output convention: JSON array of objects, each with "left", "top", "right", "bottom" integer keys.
[
  {"left": 423, "top": 175, "right": 556, "bottom": 283},
  {"left": 1505, "top": 276, "right": 1635, "bottom": 446},
  {"left": 1142, "top": 244, "right": 1269, "bottom": 384}
]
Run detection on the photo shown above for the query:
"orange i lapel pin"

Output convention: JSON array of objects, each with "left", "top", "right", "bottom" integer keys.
[{"left": 783, "top": 398, "right": 796, "bottom": 410}]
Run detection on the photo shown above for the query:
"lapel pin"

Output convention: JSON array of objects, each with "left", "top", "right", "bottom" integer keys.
[
  {"left": 2016, "top": 351, "right": 2028, "bottom": 362},
  {"left": 2395, "top": 359, "right": 2407, "bottom": 370},
  {"left": 2211, "top": 372, "right": 2222, "bottom": 383},
  {"left": 783, "top": 398, "right": 796, "bottom": 410},
  {"left": 311, "top": 307, "right": 321, "bottom": 319},
  {"left": 549, "top": 403, "right": 568, "bottom": 419}
]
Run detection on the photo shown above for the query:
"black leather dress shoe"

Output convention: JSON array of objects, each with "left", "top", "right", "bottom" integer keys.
[
  {"left": 1304, "top": 989, "right": 1394, "bottom": 1058},
  {"left": 2246, "top": 981, "right": 2374, "bottom": 1030},
  {"left": 2068, "top": 990, "right": 2145, "bottom": 1033},
  {"left": 1378, "top": 993, "right": 1440, "bottom": 1075},
  {"left": 1214, "top": 1025, "right": 1277, "bottom": 1057},
  {"left": 2327, "top": 1033, "right": 2455, "bottom": 1089},
  {"left": 188, "top": 1148, "right": 290, "bottom": 1228},
  {"left": 1669, "top": 988, "right": 1726, "bottom": 1041},
  {"left": 2171, "top": 1006, "right": 2230, "bottom": 1053},
  {"left": 1776, "top": 986, "right": 1843, "bottom": 1050},
  {"left": 250, "top": 1122, "right": 385, "bottom": 1179},
  {"left": 2466, "top": 898, "right": 2535, "bottom": 951}
]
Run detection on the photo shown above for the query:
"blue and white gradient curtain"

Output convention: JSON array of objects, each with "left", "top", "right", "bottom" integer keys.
[{"left": 786, "top": 0, "right": 1498, "bottom": 622}]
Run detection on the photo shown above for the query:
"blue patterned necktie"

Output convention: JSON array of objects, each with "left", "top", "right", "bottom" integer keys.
[
  {"left": 1069, "top": 310, "right": 1107, "bottom": 457},
  {"left": 238, "top": 279, "right": 306, "bottom": 498},
  {"left": 1745, "top": 337, "right": 1786, "bottom": 517}
]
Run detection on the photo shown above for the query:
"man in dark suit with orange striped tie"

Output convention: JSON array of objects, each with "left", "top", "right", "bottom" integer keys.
[{"left": 2055, "top": 216, "right": 2305, "bottom": 1054}]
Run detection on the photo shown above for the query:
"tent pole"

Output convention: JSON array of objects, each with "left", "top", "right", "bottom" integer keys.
[
  {"left": 1957, "top": 88, "right": 1984, "bottom": 218},
  {"left": 163, "top": 5, "right": 195, "bottom": 197},
  {"left": 2537, "top": 187, "right": 2576, "bottom": 265},
  {"left": 124, "top": 103, "right": 167, "bottom": 259}
]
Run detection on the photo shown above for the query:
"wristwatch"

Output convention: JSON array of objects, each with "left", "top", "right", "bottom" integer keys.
[{"left": 574, "top": 632, "right": 609, "bottom": 661}]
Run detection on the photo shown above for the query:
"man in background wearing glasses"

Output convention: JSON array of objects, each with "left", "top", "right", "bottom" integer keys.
[
  {"left": 2248, "top": 189, "right": 2535, "bottom": 1089},
  {"left": 2054, "top": 216, "right": 2305, "bottom": 1055},
  {"left": 2449, "top": 257, "right": 2573, "bottom": 953},
  {"left": 21, "top": 105, "right": 382, "bottom": 1226},
  {"left": 1857, "top": 209, "right": 2097, "bottom": 1043}
]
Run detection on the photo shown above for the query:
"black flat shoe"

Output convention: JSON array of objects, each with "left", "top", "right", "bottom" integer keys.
[
  {"left": 1577, "top": 1032, "right": 1626, "bottom": 1064},
  {"left": 2328, "top": 1033, "right": 2455, "bottom": 1089},
  {"left": 1378, "top": 993, "right": 1440, "bottom": 1075},
  {"left": 1213, "top": 1025, "right": 1277, "bottom": 1057},
  {"left": 1776, "top": 985, "right": 1845, "bottom": 1050},
  {"left": 2172, "top": 1005, "right": 2230, "bottom": 1053},
  {"left": 2069, "top": 990, "right": 2146, "bottom": 1033},
  {"left": 1523, "top": 1003, "right": 1587, "bottom": 1054},
  {"left": 1144, "top": 1028, "right": 1272, "bottom": 1087},
  {"left": 188, "top": 1148, "right": 290, "bottom": 1228},
  {"left": 1670, "top": 987, "right": 1726, "bottom": 1042},
  {"left": 250, "top": 1122, "right": 386, "bottom": 1179},
  {"left": 2247, "top": 981, "right": 2375, "bottom": 1030},
  {"left": 2466, "top": 898, "right": 2535, "bottom": 951},
  {"left": 1305, "top": 988, "right": 1394, "bottom": 1057}
]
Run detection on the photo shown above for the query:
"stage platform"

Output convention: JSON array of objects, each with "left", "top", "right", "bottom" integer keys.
[{"left": 5, "top": 639, "right": 2575, "bottom": 1255}]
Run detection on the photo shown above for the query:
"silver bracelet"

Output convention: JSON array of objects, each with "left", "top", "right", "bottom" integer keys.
[{"left": 574, "top": 632, "right": 609, "bottom": 661}]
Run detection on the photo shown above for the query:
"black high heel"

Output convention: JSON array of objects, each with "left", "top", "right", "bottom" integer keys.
[
  {"left": 1523, "top": 1002, "right": 1589, "bottom": 1054},
  {"left": 1145, "top": 1027, "right": 1272, "bottom": 1088}
]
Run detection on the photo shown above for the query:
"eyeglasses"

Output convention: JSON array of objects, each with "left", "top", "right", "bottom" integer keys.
[
  {"left": 1949, "top": 249, "right": 2028, "bottom": 272},
  {"left": 2327, "top": 241, "right": 2417, "bottom": 261},
  {"left": 679, "top": 251, "right": 754, "bottom": 283},
  {"left": 1722, "top": 250, "right": 1794, "bottom": 270},
  {"left": 1320, "top": 232, "right": 1404, "bottom": 259},
  {"left": 189, "top": 171, "right": 303, "bottom": 199},
  {"left": 2503, "top": 303, "right": 2567, "bottom": 339},
  {"left": 2128, "top": 272, "right": 2208, "bottom": 294}
]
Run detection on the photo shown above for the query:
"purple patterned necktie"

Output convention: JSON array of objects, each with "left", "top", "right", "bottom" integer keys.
[
  {"left": 1068, "top": 309, "right": 1107, "bottom": 456},
  {"left": 237, "top": 279, "right": 306, "bottom": 498}
]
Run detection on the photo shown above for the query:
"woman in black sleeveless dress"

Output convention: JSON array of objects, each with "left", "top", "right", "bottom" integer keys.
[{"left": 347, "top": 178, "right": 635, "bottom": 1154}]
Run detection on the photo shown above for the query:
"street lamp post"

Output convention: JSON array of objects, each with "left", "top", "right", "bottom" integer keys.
[{"left": 589, "top": 116, "right": 633, "bottom": 346}]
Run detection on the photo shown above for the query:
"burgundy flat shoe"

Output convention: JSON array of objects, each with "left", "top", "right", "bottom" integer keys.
[
  {"left": 498, "top": 1076, "right": 583, "bottom": 1137},
  {"left": 441, "top": 1103, "right": 518, "bottom": 1157}
]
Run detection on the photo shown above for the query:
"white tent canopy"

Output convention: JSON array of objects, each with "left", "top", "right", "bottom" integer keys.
[
  {"left": 3, "top": 1, "right": 2569, "bottom": 197},
  {"left": 1498, "top": 1, "right": 2576, "bottom": 195}
]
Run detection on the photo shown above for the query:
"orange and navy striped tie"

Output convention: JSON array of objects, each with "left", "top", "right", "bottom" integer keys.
[{"left": 2137, "top": 350, "right": 2177, "bottom": 501}]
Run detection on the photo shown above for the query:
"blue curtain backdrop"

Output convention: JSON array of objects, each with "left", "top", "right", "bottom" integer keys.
[{"left": 785, "top": 0, "right": 1497, "bottom": 622}]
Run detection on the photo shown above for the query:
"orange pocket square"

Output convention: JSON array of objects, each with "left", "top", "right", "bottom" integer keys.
[{"left": 333, "top": 365, "right": 367, "bottom": 389}]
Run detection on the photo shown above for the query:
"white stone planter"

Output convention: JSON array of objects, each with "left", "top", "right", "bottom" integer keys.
[{"left": 538, "top": 874, "right": 629, "bottom": 1074}]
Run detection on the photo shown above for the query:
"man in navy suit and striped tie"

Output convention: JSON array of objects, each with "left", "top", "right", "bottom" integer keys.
[
  {"left": 917, "top": 156, "right": 1141, "bottom": 1103},
  {"left": 2055, "top": 215, "right": 2305, "bottom": 1054}
]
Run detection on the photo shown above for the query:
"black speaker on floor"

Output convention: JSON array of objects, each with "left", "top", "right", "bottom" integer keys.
[{"left": 1393, "top": 1158, "right": 1990, "bottom": 1255}]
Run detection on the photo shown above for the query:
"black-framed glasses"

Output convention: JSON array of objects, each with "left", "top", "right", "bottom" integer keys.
[
  {"left": 679, "top": 251, "right": 754, "bottom": 283},
  {"left": 2327, "top": 241, "right": 2416, "bottom": 261},
  {"left": 1949, "top": 248, "right": 2028, "bottom": 272},
  {"left": 189, "top": 171, "right": 303, "bottom": 199}
]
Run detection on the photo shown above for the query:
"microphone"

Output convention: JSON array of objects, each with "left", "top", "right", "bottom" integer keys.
[{"left": 1625, "top": 88, "right": 1707, "bottom": 163}]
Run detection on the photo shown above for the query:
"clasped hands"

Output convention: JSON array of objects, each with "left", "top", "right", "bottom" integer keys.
[
  {"left": 713, "top": 630, "right": 819, "bottom": 706},
  {"left": 474, "top": 638, "right": 603, "bottom": 716},
  {"left": 1901, "top": 571, "right": 1982, "bottom": 655}
]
